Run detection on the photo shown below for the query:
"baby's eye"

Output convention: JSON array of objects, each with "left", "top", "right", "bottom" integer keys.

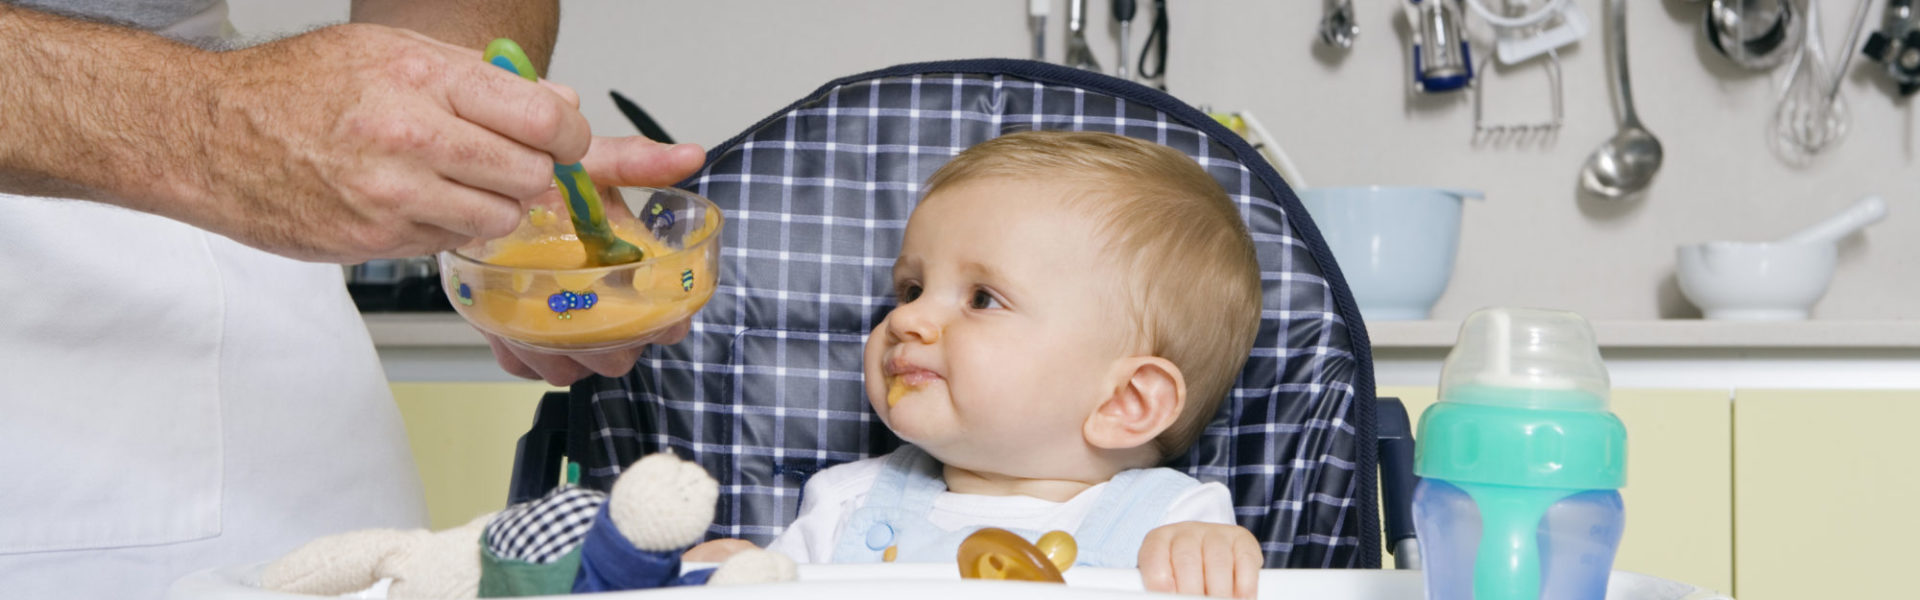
[
  {"left": 896, "top": 283, "right": 923, "bottom": 303},
  {"left": 968, "top": 289, "right": 1002, "bottom": 310}
]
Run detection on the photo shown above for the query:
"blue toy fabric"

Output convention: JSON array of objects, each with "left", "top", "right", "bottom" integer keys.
[
  {"left": 565, "top": 59, "right": 1378, "bottom": 569},
  {"left": 826, "top": 446, "right": 1204, "bottom": 567},
  {"left": 478, "top": 485, "right": 713, "bottom": 597},
  {"left": 571, "top": 504, "right": 714, "bottom": 593}
]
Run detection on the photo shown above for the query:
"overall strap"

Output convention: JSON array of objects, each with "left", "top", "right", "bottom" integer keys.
[
  {"left": 828, "top": 446, "right": 948, "bottom": 562},
  {"left": 869, "top": 445, "right": 948, "bottom": 512},
  {"left": 1070, "top": 468, "right": 1206, "bottom": 568}
]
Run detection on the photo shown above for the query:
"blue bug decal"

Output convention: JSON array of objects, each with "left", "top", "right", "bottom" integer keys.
[
  {"left": 452, "top": 275, "right": 474, "bottom": 306},
  {"left": 680, "top": 269, "right": 694, "bottom": 292},
  {"left": 547, "top": 290, "right": 598, "bottom": 320},
  {"left": 645, "top": 201, "right": 677, "bottom": 231}
]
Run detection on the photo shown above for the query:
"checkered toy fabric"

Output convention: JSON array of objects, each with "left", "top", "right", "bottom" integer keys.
[
  {"left": 565, "top": 60, "right": 1379, "bottom": 568},
  {"left": 485, "top": 485, "right": 606, "bottom": 564}
]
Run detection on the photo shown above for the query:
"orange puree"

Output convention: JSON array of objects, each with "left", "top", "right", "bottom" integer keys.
[
  {"left": 453, "top": 212, "right": 719, "bottom": 349},
  {"left": 887, "top": 379, "right": 910, "bottom": 407}
]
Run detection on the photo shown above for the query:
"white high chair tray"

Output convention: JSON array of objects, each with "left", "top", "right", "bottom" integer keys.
[{"left": 169, "top": 563, "right": 1732, "bottom": 600}]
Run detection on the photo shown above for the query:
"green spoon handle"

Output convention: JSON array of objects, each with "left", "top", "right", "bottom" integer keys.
[
  {"left": 481, "top": 38, "right": 642, "bottom": 265},
  {"left": 553, "top": 162, "right": 620, "bottom": 252}
]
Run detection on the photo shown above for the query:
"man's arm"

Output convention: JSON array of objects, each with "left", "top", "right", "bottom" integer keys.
[
  {"left": 0, "top": 3, "right": 591, "bottom": 263},
  {"left": 0, "top": 5, "right": 217, "bottom": 205},
  {"left": 351, "top": 0, "right": 559, "bottom": 70}
]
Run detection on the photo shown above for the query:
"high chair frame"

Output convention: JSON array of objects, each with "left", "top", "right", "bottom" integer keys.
[{"left": 507, "top": 59, "right": 1415, "bottom": 569}]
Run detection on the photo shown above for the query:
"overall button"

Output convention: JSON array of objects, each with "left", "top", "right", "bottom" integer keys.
[{"left": 866, "top": 523, "right": 895, "bottom": 550}]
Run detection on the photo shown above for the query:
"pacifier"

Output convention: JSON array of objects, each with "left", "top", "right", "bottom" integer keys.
[{"left": 956, "top": 528, "right": 1076, "bottom": 583}]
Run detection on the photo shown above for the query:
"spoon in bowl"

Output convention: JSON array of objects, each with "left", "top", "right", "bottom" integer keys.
[
  {"left": 483, "top": 38, "right": 644, "bottom": 266},
  {"left": 1579, "top": 0, "right": 1663, "bottom": 200}
]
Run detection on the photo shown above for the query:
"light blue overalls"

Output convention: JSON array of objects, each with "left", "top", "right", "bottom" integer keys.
[{"left": 827, "top": 446, "right": 1208, "bottom": 568}]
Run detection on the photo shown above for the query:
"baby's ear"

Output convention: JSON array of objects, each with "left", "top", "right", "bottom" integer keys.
[{"left": 1084, "top": 357, "right": 1185, "bottom": 451}]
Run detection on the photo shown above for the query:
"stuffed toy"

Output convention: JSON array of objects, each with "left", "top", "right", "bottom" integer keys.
[{"left": 261, "top": 453, "right": 797, "bottom": 598}]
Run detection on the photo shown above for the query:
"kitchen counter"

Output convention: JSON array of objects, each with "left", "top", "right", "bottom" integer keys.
[
  {"left": 1366, "top": 319, "right": 1920, "bottom": 349},
  {"left": 366, "top": 313, "right": 1919, "bottom": 349},
  {"left": 363, "top": 314, "right": 1920, "bottom": 388}
]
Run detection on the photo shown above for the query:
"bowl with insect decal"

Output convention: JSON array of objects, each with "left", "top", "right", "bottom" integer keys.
[{"left": 438, "top": 186, "right": 722, "bottom": 354}]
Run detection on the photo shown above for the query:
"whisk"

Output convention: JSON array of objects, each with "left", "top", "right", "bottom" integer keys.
[{"left": 1772, "top": 0, "right": 1874, "bottom": 161}]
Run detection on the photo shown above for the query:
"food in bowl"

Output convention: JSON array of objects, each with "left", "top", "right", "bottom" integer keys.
[{"left": 439, "top": 187, "right": 722, "bottom": 353}]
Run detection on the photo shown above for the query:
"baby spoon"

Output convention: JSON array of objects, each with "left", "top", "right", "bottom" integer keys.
[{"left": 483, "top": 38, "right": 644, "bottom": 266}]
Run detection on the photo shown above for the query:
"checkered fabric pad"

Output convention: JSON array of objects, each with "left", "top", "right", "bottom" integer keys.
[
  {"left": 485, "top": 485, "right": 607, "bottom": 564},
  {"left": 570, "top": 60, "right": 1378, "bottom": 568}
]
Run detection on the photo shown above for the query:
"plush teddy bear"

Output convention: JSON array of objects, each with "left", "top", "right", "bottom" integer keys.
[{"left": 261, "top": 453, "right": 796, "bottom": 598}]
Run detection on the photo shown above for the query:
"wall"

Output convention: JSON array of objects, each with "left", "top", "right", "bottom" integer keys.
[{"left": 229, "top": 0, "right": 1918, "bottom": 322}]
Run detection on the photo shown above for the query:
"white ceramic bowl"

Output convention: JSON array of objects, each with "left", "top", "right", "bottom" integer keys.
[
  {"left": 1675, "top": 241, "right": 1837, "bottom": 321},
  {"left": 1297, "top": 187, "right": 1481, "bottom": 321}
]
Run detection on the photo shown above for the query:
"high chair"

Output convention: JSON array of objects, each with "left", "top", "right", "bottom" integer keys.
[{"left": 508, "top": 59, "right": 1416, "bottom": 570}]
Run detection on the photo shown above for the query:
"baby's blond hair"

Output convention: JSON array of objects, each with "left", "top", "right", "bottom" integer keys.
[{"left": 921, "top": 130, "right": 1262, "bottom": 462}]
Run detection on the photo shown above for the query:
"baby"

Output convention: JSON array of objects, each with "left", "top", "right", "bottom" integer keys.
[{"left": 691, "top": 130, "right": 1265, "bottom": 598}]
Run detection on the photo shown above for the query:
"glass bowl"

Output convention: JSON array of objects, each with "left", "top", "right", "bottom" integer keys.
[{"left": 438, "top": 186, "right": 722, "bottom": 354}]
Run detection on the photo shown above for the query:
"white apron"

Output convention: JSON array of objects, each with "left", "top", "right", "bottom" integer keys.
[
  {"left": 0, "top": 4, "right": 424, "bottom": 595},
  {"left": 0, "top": 196, "right": 427, "bottom": 597}
]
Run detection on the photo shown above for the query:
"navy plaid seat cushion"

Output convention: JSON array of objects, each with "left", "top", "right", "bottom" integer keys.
[{"left": 569, "top": 60, "right": 1378, "bottom": 568}]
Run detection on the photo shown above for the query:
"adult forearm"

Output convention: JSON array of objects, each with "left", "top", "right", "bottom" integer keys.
[
  {"left": 351, "top": 0, "right": 559, "bottom": 70},
  {"left": 0, "top": 5, "right": 215, "bottom": 208}
]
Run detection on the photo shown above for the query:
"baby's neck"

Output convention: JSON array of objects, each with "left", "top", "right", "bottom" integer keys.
[{"left": 940, "top": 463, "right": 1111, "bottom": 502}]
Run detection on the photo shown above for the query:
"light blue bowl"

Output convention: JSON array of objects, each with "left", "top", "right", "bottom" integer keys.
[{"left": 1298, "top": 187, "right": 1481, "bottom": 321}]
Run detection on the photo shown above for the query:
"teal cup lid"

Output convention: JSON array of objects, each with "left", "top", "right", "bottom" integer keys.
[{"left": 1415, "top": 308, "right": 1627, "bottom": 489}]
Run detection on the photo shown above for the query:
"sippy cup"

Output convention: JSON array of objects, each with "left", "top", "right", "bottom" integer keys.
[{"left": 1412, "top": 308, "right": 1627, "bottom": 600}]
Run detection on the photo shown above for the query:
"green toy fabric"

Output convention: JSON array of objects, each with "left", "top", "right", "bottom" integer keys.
[
  {"left": 476, "top": 484, "right": 605, "bottom": 597},
  {"left": 478, "top": 542, "right": 583, "bottom": 598},
  {"left": 483, "top": 485, "right": 606, "bottom": 563}
]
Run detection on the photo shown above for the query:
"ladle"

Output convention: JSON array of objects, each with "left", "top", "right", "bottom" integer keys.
[{"left": 1578, "top": 0, "right": 1663, "bottom": 200}]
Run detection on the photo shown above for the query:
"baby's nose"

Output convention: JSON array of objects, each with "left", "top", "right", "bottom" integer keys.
[{"left": 887, "top": 305, "right": 942, "bottom": 343}]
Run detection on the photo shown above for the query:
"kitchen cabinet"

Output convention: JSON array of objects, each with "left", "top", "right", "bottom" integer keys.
[
  {"left": 1732, "top": 389, "right": 1920, "bottom": 599},
  {"left": 391, "top": 382, "right": 556, "bottom": 529},
  {"left": 1380, "top": 387, "right": 1734, "bottom": 594}
]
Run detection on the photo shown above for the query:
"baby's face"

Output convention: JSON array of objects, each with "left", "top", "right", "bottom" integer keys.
[{"left": 864, "top": 178, "right": 1135, "bottom": 477}]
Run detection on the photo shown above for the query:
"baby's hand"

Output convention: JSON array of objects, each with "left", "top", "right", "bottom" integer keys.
[
  {"left": 1137, "top": 522, "right": 1262, "bottom": 599},
  {"left": 682, "top": 538, "right": 760, "bottom": 563}
]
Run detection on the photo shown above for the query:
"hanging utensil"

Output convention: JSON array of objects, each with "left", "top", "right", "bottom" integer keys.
[
  {"left": 1861, "top": 0, "right": 1920, "bottom": 96},
  {"left": 1320, "top": 0, "right": 1359, "bottom": 49},
  {"left": 1065, "top": 0, "right": 1102, "bottom": 72},
  {"left": 1114, "top": 0, "right": 1137, "bottom": 79},
  {"left": 1472, "top": 48, "right": 1565, "bottom": 148},
  {"left": 1704, "top": 0, "right": 1804, "bottom": 70},
  {"left": 1137, "top": 0, "right": 1170, "bottom": 89},
  {"left": 1404, "top": 0, "right": 1475, "bottom": 93},
  {"left": 1577, "top": 0, "right": 1663, "bottom": 200},
  {"left": 1772, "top": 0, "right": 1873, "bottom": 161},
  {"left": 1029, "top": 0, "right": 1049, "bottom": 62},
  {"left": 1464, "top": 0, "right": 1588, "bottom": 65}
]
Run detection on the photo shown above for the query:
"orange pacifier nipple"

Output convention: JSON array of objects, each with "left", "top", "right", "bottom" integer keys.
[{"left": 956, "top": 528, "right": 1074, "bottom": 583}]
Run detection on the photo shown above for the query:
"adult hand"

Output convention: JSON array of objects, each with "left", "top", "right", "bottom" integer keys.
[
  {"left": 193, "top": 23, "right": 592, "bottom": 263},
  {"left": 486, "top": 135, "right": 708, "bottom": 385}
]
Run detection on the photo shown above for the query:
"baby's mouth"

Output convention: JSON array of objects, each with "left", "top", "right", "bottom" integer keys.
[{"left": 885, "top": 370, "right": 941, "bottom": 407}]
